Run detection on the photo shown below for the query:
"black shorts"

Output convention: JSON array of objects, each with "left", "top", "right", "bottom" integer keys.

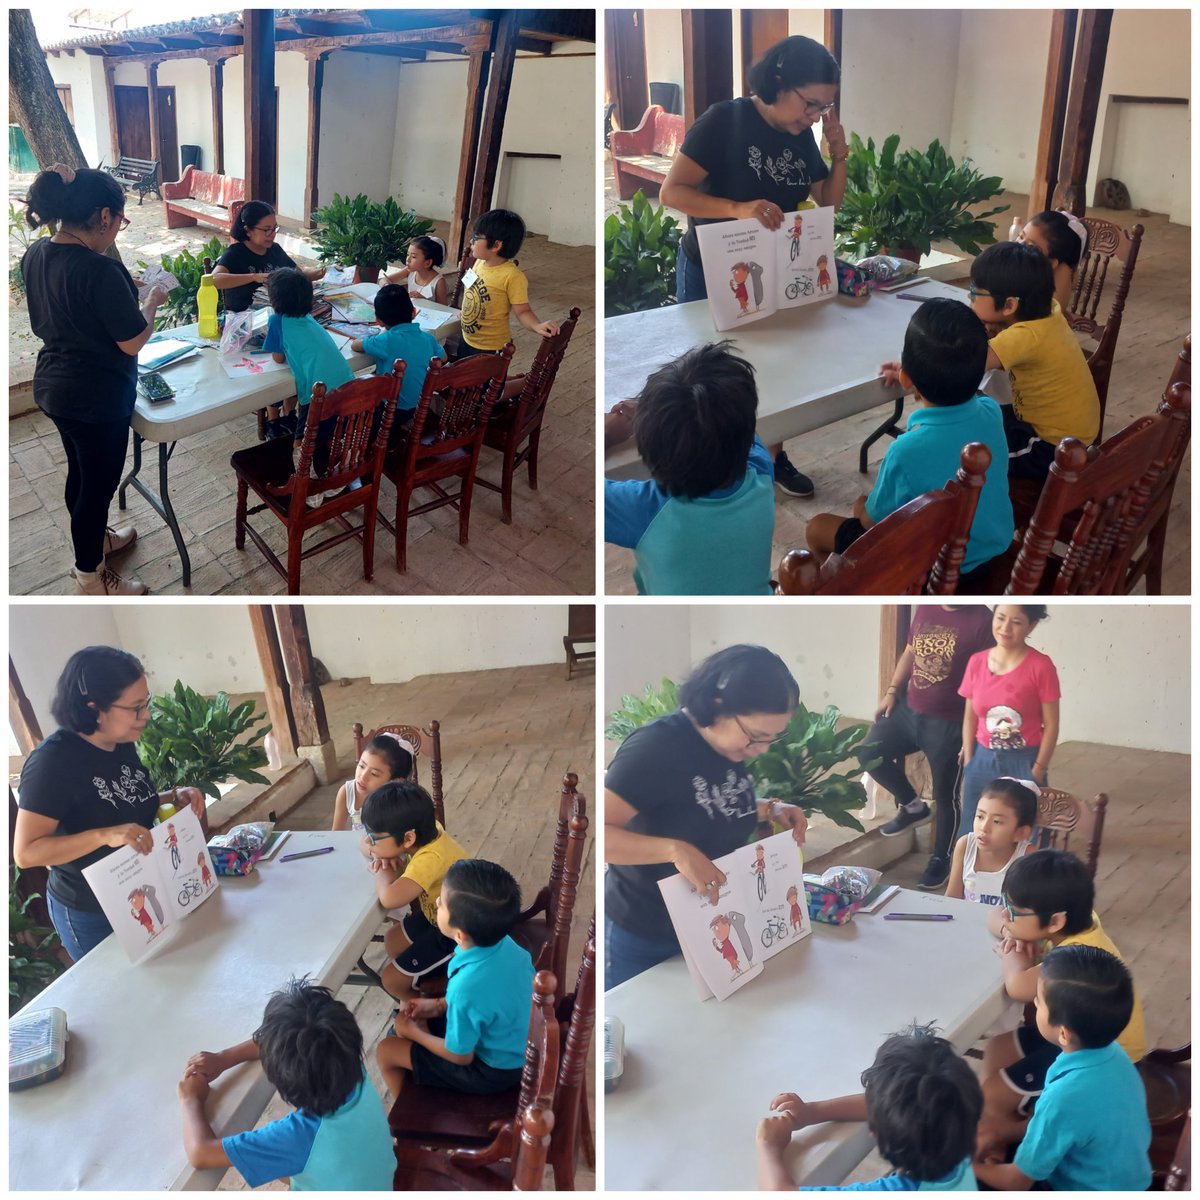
[
  {"left": 1002, "top": 408, "right": 1057, "bottom": 480},
  {"left": 392, "top": 908, "right": 456, "bottom": 981},
  {"left": 999, "top": 1023, "right": 1062, "bottom": 1115},
  {"left": 834, "top": 517, "right": 868, "bottom": 555},
  {"left": 408, "top": 1017, "right": 524, "bottom": 1095}
]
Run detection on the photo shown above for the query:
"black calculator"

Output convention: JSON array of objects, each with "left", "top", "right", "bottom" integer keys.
[{"left": 137, "top": 371, "right": 175, "bottom": 402}]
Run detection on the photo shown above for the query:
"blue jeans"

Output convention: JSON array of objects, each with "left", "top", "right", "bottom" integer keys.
[
  {"left": 47, "top": 892, "right": 113, "bottom": 963},
  {"left": 605, "top": 916, "right": 680, "bottom": 990},
  {"left": 959, "top": 743, "right": 1043, "bottom": 837},
  {"left": 675, "top": 248, "right": 708, "bottom": 304}
]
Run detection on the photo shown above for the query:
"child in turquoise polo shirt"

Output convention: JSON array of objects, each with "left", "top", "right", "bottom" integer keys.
[
  {"left": 975, "top": 944, "right": 1151, "bottom": 1190},
  {"left": 376, "top": 859, "right": 535, "bottom": 1098},
  {"left": 604, "top": 341, "right": 775, "bottom": 595},
  {"left": 805, "top": 300, "right": 1014, "bottom": 590}
]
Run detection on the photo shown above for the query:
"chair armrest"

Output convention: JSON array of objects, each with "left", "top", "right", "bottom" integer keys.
[
  {"left": 162, "top": 165, "right": 195, "bottom": 201},
  {"left": 610, "top": 105, "right": 663, "bottom": 157}
]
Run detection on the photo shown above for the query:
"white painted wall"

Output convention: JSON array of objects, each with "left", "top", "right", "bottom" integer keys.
[
  {"left": 390, "top": 56, "right": 467, "bottom": 219},
  {"left": 643, "top": 9, "right": 683, "bottom": 101},
  {"left": 45, "top": 50, "right": 113, "bottom": 168},
  {"left": 157, "top": 57, "right": 214, "bottom": 176},
  {"left": 222, "top": 54, "right": 245, "bottom": 180},
  {"left": 276, "top": 50, "right": 312, "bottom": 221},
  {"left": 603, "top": 604, "right": 695, "bottom": 722}
]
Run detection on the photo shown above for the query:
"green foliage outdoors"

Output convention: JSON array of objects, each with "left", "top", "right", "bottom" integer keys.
[
  {"left": 136, "top": 681, "right": 271, "bottom": 801},
  {"left": 604, "top": 189, "right": 681, "bottom": 317},
  {"left": 8, "top": 200, "right": 49, "bottom": 304},
  {"left": 139, "top": 235, "right": 226, "bottom": 329},
  {"left": 309, "top": 193, "right": 432, "bottom": 271},
  {"left": 834, "top": 133, "right": 1009, "bottom": 260},
  {"left": 10, "top": 868, "right": 65, "bottom": 1015},
  {"left": 605, "top": 677, "right": 681, "bottom": 742}
]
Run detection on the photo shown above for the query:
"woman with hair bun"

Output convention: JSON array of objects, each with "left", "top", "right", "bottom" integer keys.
[
  {"left": 212, "top": 200, "right": 324, "bottom": 313},
  {"left": 22, "top": 164, "right": 170, "bottom": 595},
  {"left": 604, "top": 644, "right": 808, "bottom": 988}
]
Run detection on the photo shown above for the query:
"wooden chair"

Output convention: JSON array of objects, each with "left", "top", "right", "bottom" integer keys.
[
  {"left": 563, "top": 605, "right": 595, "bottom": 680},
  {"left": 1031, "top": 788, "right": 1106, "bottom": 877},
  {"left": 351, "top": 718, "right": 444, "bottom": 826},
  {"left": 389, "top": 917, "right": 597, "bottom": 1189},
  {"left": 391, "top": 968, "right": 560, "bottom": 1191},
  {"left": 1066, "top": 216, "right": 1145, "bottom": 440},
  {"left": 1138, "top": 1046, "right": 1190, "bottom": 1189},
  {"left": 376, "top": 347, "right": 513, "bottom": 572},
  {"left": 231, "top": 364, "right": 401, "bottom": 594},
  {"left": 1164, "top": 1112, "right": 1190, "bottom": 1190},
  {"left": 1004, "top": 381, "right": 1190, "bottom": 595},
  {"left": 777, "top": 442, "right": 990, "bottom": 596},
  {"left": 477, "top": 308, "right": 581, "bottom": 523}
]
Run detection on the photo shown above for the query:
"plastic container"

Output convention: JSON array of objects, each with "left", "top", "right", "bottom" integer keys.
[
  {"left": 604, "top": 1016, "right": 625, "bottom": 1093},
  {"left": 197, "top": 274, "right": 219, "bottom": 339},
  {"left": 10, "top": 1007, "right": 68, "bottom": 1090},
  {"left": 155, "top": 800, "right": 177, "bottom": 824},
  {"left": 1009, "top": 216, "right": 1023, "bottom": 242}
]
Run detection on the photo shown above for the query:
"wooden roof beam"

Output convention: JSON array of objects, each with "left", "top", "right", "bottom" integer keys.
[{"left": 512, "top": 10, "right": 595, "bottom": 42}]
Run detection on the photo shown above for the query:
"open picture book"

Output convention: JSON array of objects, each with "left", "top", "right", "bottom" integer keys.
[
  {"left": 658, "top": 829, "right": 811, "bottom": 1001},
  {"left": 82, "top": 805, "right": 218, "bottom": 963},
  {"left": 695, "top": 205, "right": 836, "bottom": 331}
]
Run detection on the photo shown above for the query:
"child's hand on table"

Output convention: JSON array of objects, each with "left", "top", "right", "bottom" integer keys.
[
  {"left": 756, "top": 1113, "right": 795, "bottom": 1149},
  {"left": 769, "top": 1092, "right": 818, "bottom": 1130},
  {"left": 878, "top": 361, "right": 904, "bottom": 389},
  {"left": 185, "top": 1050, "right": 231, "bottom": 1082},
  {"left": 178, "top": 1072, "right": 211, "bottom": 1102},
  {"left": 605, "top": 401, "right": 638, "bottom": 451}
]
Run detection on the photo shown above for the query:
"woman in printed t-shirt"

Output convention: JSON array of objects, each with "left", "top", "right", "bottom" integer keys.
[
  {"left": 604, "top": 645, "right": 808, "bottom": 990},
  {"left": 212, "top": 200, "right": 324, "bottom": 313},
  {"left": 659, "top": 35, "right": 849, "bottom": 500}
]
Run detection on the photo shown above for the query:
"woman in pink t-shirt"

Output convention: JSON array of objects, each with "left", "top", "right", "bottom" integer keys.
[{"left": 957, "top": 605, "right": 1060, "bottom": 837}]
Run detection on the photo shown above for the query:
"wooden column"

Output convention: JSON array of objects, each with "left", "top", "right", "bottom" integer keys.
[
  {"left": 682, "top": 10, "right": 733, "bottom": 130},
  {"left": 9, "top": 658, "right": 43, "bottom": 755},
  {"left": 468, "top": 10, "right": 520, "bottom": 227},
  {"left": 303, "top": 51, "right": 329, "bottom": 226},
  {"left": 273, "top": 605, "right": 336, "bottom": 782},
  {"left": 209, "top": 56, "right": 226, "bottom": 176},
  {"left": 823, "top": 10, "right": 843, "bottom": 66},
  {"left": 878, "top": 605, "right": 910, "bottom": 696},
  {"left": 247, "top": 606, "right": 297, "bottom": 756},
  {"left": 1028, "top": 11, "right": 1077, "bottom": 216},
  {"left": 146, "top": 61, "right": 162, "bottom": 169},
  {"left": 104, "top": 61, "right": 120, "bottom": 163},
  {"left": 740, "top": 10, "right": 788, "bottom": 96},
  {"left": 1055, "top": 8, "right": 1113, "bottom": 215},
  {"left": 449, "top": 49, "right": 491, "bottom": 265},
  {"left": 243, "top": 7, "right": 277, "bottom": 206},
  {"left": 605, "top": 9, "right": 649, "bottom": 131}
]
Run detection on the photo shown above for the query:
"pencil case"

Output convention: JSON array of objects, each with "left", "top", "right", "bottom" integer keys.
[
  {"left": 10, "top": 1007, "right": 68, "bottom": 1090},
  {"left": 835, "top": 258, "right": 871, "bottom": 298},
  {"left": 206, "top": 823, "right": 269, "bottom": 876}
]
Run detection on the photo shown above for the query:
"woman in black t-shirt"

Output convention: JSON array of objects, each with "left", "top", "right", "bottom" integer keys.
[
  {"left": 605, "top": 645, "right": 808, "bottom": 989},
  {"left": 213, "top": 200, "right": 325, "bottom": 312},
  {"left": 660, "top": 35, "right": 849, "bottom": 500},
  {"left": 22, "top": 165, "right": 172, "bottom": 596},
  {"left": 13, "top": 647, "right": 207, "bottom": 962}
]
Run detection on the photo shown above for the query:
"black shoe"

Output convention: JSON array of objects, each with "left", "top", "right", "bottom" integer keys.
[
  {"left": 917, "top": 854, "right": 951, "bottom": 890},
  {"left": 774, "top": 452, "right": 815, "bottom": 498},
  {"left": 879, "top": 801, "right": 931, "bottom": 836}
]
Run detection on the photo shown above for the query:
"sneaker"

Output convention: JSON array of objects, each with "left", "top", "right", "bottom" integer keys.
[
  {"left": 72, "top": 560, "right": 147, "bottom": 596},
  {"left": 103, "top": 524, "right": 137, "bottom": 557},
  {"left": 917, "top": 854, "right": 951, "bottom": 890},
  {"left": 879, "top": 801, "right": 931, "bottom": 836},
  {"left": 774, "top": 452, "right": 815, "bottom": 498}
]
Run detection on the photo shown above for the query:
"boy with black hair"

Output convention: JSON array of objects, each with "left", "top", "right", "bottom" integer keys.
[
  {"left": 376, "top": 858, "right": 534, "bottom": 1098},
  {"left": 976, "top": 945, "right": 1151, "bottom": 1190},
  {"left": 806, "top": 299, "right": 1014, "bottom": 587},
  {"left": 349, "top": 283, "right": 446, "bottom": 440},
  {"left": 756, "top": 1022, "right": 982, "bottom": 1190},
  {"left": 976, "top": 849, "right": 1146, "bottom": 1156},
  {"left": 261, "top": 267, "right": 353, "bottom": 451},
  {"left": 604, "top": 341, "right": 775, "bottom": 595},
  {"left": 178, "top": 978, "right": 394, "bottom": 1190},
  {"left": 361, "top": 781, "right": 467, "bottom": 998},
  {"left": 459, "top": 208, "right": 559, "bottom": 357},
  {"left": 969, "top": 241, "right": 1100, "bottom": 479}
]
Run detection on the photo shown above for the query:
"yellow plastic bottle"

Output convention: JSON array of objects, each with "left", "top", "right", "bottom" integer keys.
[{"left": 197, "top": 274, "right": 219, "bottom": 339}]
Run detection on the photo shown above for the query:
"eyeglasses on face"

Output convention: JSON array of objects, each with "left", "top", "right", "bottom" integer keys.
[
  {"left": 794, "top": 93, "right": 837, "bottom": 117},
  {"left": 253, "top": 224, "right": 278, "bottom": 235},
  {"left": 108, "top": 695, "right": 154, "bottom": 719},
  {"left": 1002, "top": 898, "right": 1037, "bottom": 921},
  {"left": 364, "top": 829, "right": 398, "bottom": 846},
  {"left": 733, "top": 714, "right": 788, "bottom": 748}
]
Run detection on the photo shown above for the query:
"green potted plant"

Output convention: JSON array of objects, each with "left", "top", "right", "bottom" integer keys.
[
  {"left": 138, "top": 235, "right": 226, "bottom": 329},
  {"left": 8, "top": 200, "right": 49, "bottom": 304},
  {"left": 309, "top": 193, "right": 433, "bottom": 283},
  {"left": 10, "top": 868, "right": 65, "bottom": 1015},
  {"left": 604, "top": 189, "right": 682, "bottom": 317},
  {"left": 834, "top": 133, "right": 1009, "bottom": 262},
  {"left": 136, "top": 681, "right": 272, "bottom": 802},
  {"left": 607, "top": 683, "right": 878, "bottom": 832}
]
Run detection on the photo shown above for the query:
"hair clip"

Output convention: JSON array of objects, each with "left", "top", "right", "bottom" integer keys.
[
  {"left": 77, "top": 671, "right": 88, "bottom": 695},
  {"left": 715, "top": 671, "right": 732, "bottom": 691}
]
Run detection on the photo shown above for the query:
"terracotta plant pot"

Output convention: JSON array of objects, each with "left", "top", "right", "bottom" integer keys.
[
  {"left": 884, "top": 246, "right": 922, "bottom": 265},
  {"left": 353, "top": 263, "right": 383, "bottom": 284}
]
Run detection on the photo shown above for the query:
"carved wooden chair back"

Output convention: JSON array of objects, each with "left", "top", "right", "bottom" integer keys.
[
  {"left": 1164, "top": 1111, "right": 1191, "bottom": 1190},
  {"left": 351, "top": 719, "right": 443, "bottom": 825},
  {"left": 1031, "top": 788, "right": 1106, "bottom": 877},
  {"left": 1136, "top": 1044, "right": 1191, "bottom": 1189},
  {"left": 778, "top": 442, "right": 990, "bottom": 595}
]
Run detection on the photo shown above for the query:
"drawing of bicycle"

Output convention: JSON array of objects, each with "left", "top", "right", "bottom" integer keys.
[
  {"left": 790, "top": 235, "right": 801, "bottom": 262},
  {"left": 785, "top": 276, "right": 815, "bottom": 300},
  {"left": 178, "top": 877, "right": 204, "bottom": 906},
  {"left": 170, "top": 844, "right": 181, "bottom": 871},
  {"left": 756, "top": 871, "right": 767, "bottom": 902},
  {"left": 761, "top": 914, "right": 789, "bottom": 948}
]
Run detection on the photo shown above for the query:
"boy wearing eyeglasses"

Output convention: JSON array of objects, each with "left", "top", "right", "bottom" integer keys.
[
  {"left": 360, "top": 781, "right": 466, "bottom": 1000},
  {"left": 968, "top": 241, "right": 1101, "bottom": 480},
  {"left": 976, "top": 849, "right": 1145, "bottom": 1162}
]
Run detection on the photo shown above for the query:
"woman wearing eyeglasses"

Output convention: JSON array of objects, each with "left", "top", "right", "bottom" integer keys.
[
  {"left": 212, "top": 200, "right": 325, "bottom": 313},
  {"left": 605, "top": 644, "right": 808, "bottom": 989},
  {"left": 13, "top": 647, "right": 206, "bottom": 962},
  {"left": 659, "top": 35, "right": 849, "bottom": 502},
  {"left": 22, "top": 165, "right": 172, "bottom": 596}
]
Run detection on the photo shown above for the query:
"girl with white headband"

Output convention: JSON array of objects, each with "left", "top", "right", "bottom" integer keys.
[
  {"left": 1020, "top": 210, "right": 1089, "bottom": 313},
  {"left": 386, "top": 234, "right": 449, "bottom": 306},
  {"left": 945, "top": 776, "right": 1037, "bottom": 908}
]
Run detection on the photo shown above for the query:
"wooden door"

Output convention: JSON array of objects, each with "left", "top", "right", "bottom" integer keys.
[
  {"left": 157, "top": 85, "right": 179, "bottom": 182},
  {"left": 113, "top": 85, "right": 151, "bottom": 160},
  {"left": 605, "top": 9, "right": 648, "bottom": 131}
]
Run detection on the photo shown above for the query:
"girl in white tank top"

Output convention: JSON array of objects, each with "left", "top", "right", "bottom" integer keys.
[
  {"left": 946, "top": 777, "right": 1037, "bottom": 905},
  {"left": 386, "top": 235, "right": 448, "bottom": 307}
]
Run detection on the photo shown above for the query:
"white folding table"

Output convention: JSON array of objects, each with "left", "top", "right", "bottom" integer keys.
[
  {"left": 604, "top": 888, "right": 1007, "bottom": 1191},
  {"left": 120, "top": 287, "right": 460, "bottom": 585},
  {"left": 10, "top": 831, "right": 384, "bottom": 1191},
  {"left": 604, "top": 280, "right": 970, "bottom": 480}
]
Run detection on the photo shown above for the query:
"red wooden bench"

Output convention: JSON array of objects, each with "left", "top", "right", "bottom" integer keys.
[
  {"left": 610, "top": 104, "right": 685, "bottom": 200},
  {"left": 162, "top": 165, "right": 246, "bottom": 234}
]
